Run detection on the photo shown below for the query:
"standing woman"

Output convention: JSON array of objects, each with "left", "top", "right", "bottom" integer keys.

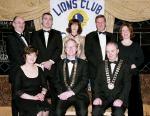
[
  {"left": 118, "top": 23, "right": 144, "bottom": 116},
  {"left": 61, "top": 19, "right": 86, "bottom": 60},
  {"left": 14, "top": 46, "right": 49, "bottom": 116}
]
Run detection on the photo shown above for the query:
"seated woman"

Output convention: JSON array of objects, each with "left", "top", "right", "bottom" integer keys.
[{"left": 13, "top": 46, "right": 49, "bottom": 116}]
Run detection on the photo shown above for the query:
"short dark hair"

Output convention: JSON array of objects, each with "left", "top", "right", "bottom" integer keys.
[
  {"left": 95, "top": 15, "right": 106, "bottom": 22},
  {"left": 66, "top": 19, "right": 82, "bottom": 34},
  {"left": 119, "top": 23, "right": 135, "bottom": 39},
  {"left": 23, "top": 46, "right": 38, "bottom": 59},
  {"left": 42, "top": 12, "right": 53, "bottom": 20}
]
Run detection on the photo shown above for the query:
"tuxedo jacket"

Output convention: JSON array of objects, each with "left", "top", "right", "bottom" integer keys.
[
  {"left": 94, "top": 60, "right": 131, "bottom": 106},
  {"left": 6, "top": 31, "right": 29, "bottom": 83},
  {"left": 31, "top": 29, "right": 62, "bottom": 77},
  {"left": 85, "top": 31, "right": 113, "bottom": 79},
  {"left": 55, "top": 58, "right": 89, "bottom": 100}
]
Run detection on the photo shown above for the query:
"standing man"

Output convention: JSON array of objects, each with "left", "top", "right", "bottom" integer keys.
[
  {"left": 55, "top": 39, "right": 90, "bottom": 116},
  {"left": 6, "top": 16, "right": 29, "bottom": 116},
  {"left": 85, "top": 15, "right": 113, "bottom": 96},
  {"left": 92, "top": 42, "right": 131, "bottom": 116},
  {"left": 31, "top": 12, "right": 62, "bottom": 113}
]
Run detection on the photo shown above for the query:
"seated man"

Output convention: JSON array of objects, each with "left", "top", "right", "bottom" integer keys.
[
  {"left": 92, "top": 42, "right": 131, "bottom": 116},
  {"left": 55, "top": 39, "right": 90, "bottom": 116}
]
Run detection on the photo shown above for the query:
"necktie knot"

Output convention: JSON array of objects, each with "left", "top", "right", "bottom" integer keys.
[{"left": 99, "top": 31, "right": 106, "bottom": 35}]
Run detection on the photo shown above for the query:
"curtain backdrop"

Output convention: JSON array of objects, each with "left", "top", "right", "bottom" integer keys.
[{"left": 0, "top": 0, "right": 150, "bottom": 32}]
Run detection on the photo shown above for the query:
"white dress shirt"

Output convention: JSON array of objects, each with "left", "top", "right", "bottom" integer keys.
[
  {"left": 98, "top": 32, "right": 106, "bottom": 60},
  {"left": 44, "top": 32, "right": 49, "bottom": 47},
  {"left": 110, "top": 63, "right": 116, "bottom": 74},
  {"left": 67, "top": 62, "right": 73, "bottom": 77}
]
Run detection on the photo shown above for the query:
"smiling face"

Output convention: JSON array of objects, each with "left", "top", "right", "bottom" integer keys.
[
  {"left": 13, "top": 17, "right": 25, "bottom": 33},
  {"left": 95, "top": 17, "right": 106, "bottom": 32},
  {"left": 25, "top": 52, "right": 37, "bottom": 64},
  {"left": 106, "top": 43, "right": 119, "bottom": 62},
  {"left": 65, "top": 39, "right": 78, "bottom": 57},
  {"left": 121, "top": 26, "right": 131, "bottom": 40}
]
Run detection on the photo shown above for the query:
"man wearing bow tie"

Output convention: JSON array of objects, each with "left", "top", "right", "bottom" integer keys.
[
  {"left": 31, "top": 12, "right": 62, "bottom": 114},
  {"left": 55, "top": 39, "right": 90, "bottom": 116},
  {"left": 85, "top": 15, "right": 114, "bottom": 100},
  {"left": 92, "top": 42, "right": 131, "bottom": 116},
  {"left": 6, "top": 16, "right": 29, "bottom": 116}
]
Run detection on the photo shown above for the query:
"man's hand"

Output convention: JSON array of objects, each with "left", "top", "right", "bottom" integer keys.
[
  {"left": 58, "top": 91, "right": 75, "bottom": 100},
  {"left": 93, "top": 98, "right": 102, "bottom": 105},
  {"left": 131, "top": 64, "right": 136, "bottom": 69},
  {"left": 113, "top": 99, "right": 123, "bottom": 107}
]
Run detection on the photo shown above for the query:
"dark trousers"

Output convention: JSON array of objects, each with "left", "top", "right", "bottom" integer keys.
[
  {"left": 46, "top": 74, "right": 58, "bottom": 116},
  {"left": 19, "top": 111, "right": 36, "bottom": 116},
  {"left": 11, "top": 85, "right": 19, "bottom": 116},
  {"left": 55, "top": 96, "right": 90, "bottom": 116},
  {"left": 128, "top": 74, "right": 143, "bottom": 116},
  {"left": 92, "top": 98, "right": 126, "bottom": 116},
  {"left": 89, "top": 78, "right": 95, "bottom": 100}
]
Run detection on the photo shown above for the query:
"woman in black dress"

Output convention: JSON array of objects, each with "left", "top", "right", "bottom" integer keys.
[
  {"left": 14, "top": 46, "right": 49, "bottom": 116},
  {"left": 118, "top": 23, "right": 144, "bottom": 116}
]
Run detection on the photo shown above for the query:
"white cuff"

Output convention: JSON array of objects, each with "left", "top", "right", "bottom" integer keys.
[{"left": 49, "top": 59, "right": 55, "bottom": 64}]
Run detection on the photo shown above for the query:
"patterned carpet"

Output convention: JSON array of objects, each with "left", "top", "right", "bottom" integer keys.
[{"left": 0, "top": 75, "right": 11, "bottom": 106}]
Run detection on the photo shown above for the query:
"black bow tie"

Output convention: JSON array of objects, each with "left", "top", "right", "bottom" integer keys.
[
  {"left": 109, "top": 61, "right": 117, "bottom": 64},
  {"left": 43, "top": 30, "right": 50, "bottom": 33},
  {"left": 66, "top": 59, "right": 75, "bottom": 64},
  {"left": 99, "top": 31, "right": 106, "bottom": 35},
  {"left": 18, "top": 33, "right": 24, "bottom": 37}
]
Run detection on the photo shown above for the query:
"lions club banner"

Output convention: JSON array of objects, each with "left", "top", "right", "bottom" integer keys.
[{"left": 50, "top": 0, "right": 105, "bottom": 36}]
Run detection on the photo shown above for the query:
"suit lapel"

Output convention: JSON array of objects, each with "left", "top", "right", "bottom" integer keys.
[
  {"left": 47, "top": 29, "right": 53, "bottom": 47},
  {"left": 94, "top": 31, "right": 102, "bottom": 60},
  {"left": 14, "top": 32, "right": 27, "bottom": 47},
  {"left": 39, "top": 30, "right": 46, "bottom": 48},
  {"left": 106, "top": 32, "right": 111, "bottom": 43},
  {"left": 65, "top": 63, "right": 70, "bottom": 85}
]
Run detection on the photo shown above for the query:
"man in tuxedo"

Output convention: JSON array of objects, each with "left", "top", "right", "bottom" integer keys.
[
  {"left": 31, "top": 12, "right": 62, "bottom": 113},
  {"left": 92, "top": 42, "right": 131, "bottom": 116},
  {"left": 6, "top": 16, "right": 29, "bottom": 116},
  {"left": 55, "top": 39, "right": 90, "bottom": 116},
  {"left": 85, "top": 15, "right": 114, "bottom": 96}
]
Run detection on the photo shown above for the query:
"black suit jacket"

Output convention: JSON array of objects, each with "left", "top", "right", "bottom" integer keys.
[
  {"left": 31, "top": 29, "right": 62, "bottom": 77},
  {"left": 6, "top": 31, "right": 29, "bottom": 83},
  {"left": 94, "top": 60, "right": 131, "bottom": 106},
  {"left": 55, "top": 58, "right": 89, "bottom": 99},
  {"left": 85, "top": 31, "right": 113, "bottom": 79}
]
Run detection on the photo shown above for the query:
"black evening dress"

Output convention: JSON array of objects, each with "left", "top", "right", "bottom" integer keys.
[
  {"left": 118, "top": 42, "right": 144, "bottom": 116},
  {"left": 14, "top": 67, "right": 50, "bottom": 116}
]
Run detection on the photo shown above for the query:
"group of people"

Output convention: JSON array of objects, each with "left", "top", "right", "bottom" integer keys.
[{"left": 6, "top": 12, "right": 144, "bottom": 116}]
